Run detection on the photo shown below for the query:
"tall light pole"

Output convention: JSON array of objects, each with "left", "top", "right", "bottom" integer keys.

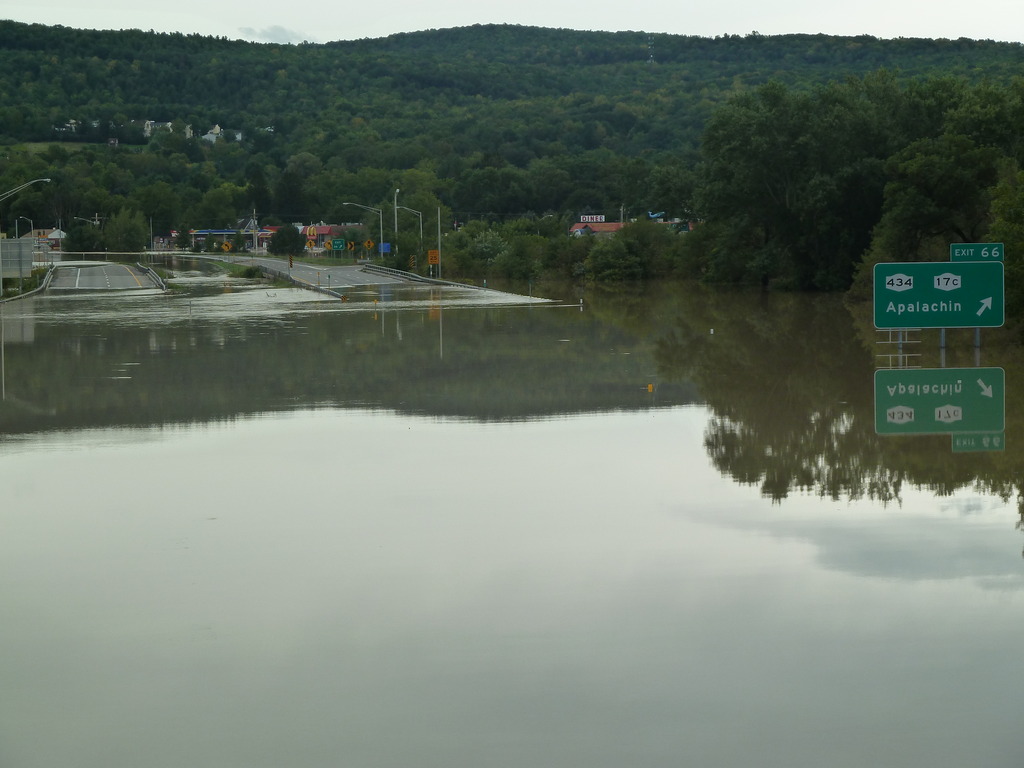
[
  {"left": 342, "top": 202, "right": 383, "bottom": 260},
  {"left": 393, "top": 189, "right": 400, "bottom": 236},
  {"left": 0, "top": 178, "right": 51, "bottom": 205},
  {"left": 393, "top": 188, "right": 400, "bottom": 259},
  {"left": 16, "top": 216, "right": 33, "bottom": 240},
  {"left": 0, "top": 178, "right": 50, "bottom": 296},
  {"left": 397, "top": 205, "right": 422, "bottom": 268}
]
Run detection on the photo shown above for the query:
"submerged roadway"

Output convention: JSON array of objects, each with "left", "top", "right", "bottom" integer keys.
[
  {"left": 236, "top": 255, "right": 411, "bottom": 290},
  {"left": 47, "top": 262, "right": 163, "bottom": 291},
  {"left": 41, "top": 256, "right": 431, "bottom": 298}
]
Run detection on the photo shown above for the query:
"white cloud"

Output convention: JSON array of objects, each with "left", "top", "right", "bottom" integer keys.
[{"left": 237, "top": 25, "right": 313, "bottom": 44}]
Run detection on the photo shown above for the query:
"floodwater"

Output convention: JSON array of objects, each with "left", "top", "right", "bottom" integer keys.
[{"left": 2, "top": 263, "right": 1023, "bottom": 768}]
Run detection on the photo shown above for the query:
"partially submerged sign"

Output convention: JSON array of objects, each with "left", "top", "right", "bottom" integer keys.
[{"left": 873, "top": 261, "right": 1004, "bottom": 329}]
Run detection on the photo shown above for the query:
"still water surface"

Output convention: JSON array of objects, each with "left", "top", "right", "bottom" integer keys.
[{"left": 2, "top": 265, "right": 1023, "bottom": 767}]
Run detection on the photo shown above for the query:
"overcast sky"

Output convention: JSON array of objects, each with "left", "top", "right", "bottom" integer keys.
[{"left": 4, "top": 0, "right": 1024, "bottom": 45}]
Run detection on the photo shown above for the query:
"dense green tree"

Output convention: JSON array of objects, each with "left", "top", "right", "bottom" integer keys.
[
  {"left": 174, "top": 228, "right": 192, "bottom": 249},
  {"left": 103, "top": 207, "right": 148, "bottom": 251},
  {"left": 584, "top": 237, "right": 638, "bottom": 282},
  {"left": 272, "top": 168, "right": 307, "bottom": 220},
  {"left": 542, "top": 232, "right": 594, "bottom": 279},
  {"left": 188, "top": 182, "right": 245, "bottom": 228},
  {"left": 129, "top": 181, "right": 181, "bottom": 236},
  {"left": 493, "top": 233, "right": 545, "bottom": 280},
  {"left": 868, "top": 134, "right": 1003, "bottom": 261},
  {"left": 988, "top": 172, "right": 1024, "bottom": 324},
  {"left": 243, "top": 162, "right": 272, "bottom": 214},
  {"left": 691, "top": 74, "right": 1014, "bottom": 292},
  {"left": 267, "top": 224, "right": 306, "bottom": 256},
  {"left": 64, "top": 220, "right": 103, "bottom": 252},
  {"left": 581, "top": 221, "right": 677, "bottom": 282},
  {"left": 695, "top": 81, "right": 818, "bottom": 287}
]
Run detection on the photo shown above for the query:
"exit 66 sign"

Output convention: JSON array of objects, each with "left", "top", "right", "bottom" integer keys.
[{"left": 873, "top": 261, "right": 1004, "bottom": 329}]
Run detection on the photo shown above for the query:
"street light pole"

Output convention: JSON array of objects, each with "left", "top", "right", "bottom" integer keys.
[
  {"left": 397, "top": 205, "right": 422, "bottom": 268},
  {"left": 0, "top": 178, "right": 51, "bottom": 205},
  {"left": 0, "top": 178, "right": 50, "bottom": 296},
  {"left": 341, "top": 202, "right": 383, "bottom": 260},
  {"left": 16, "top": 216, "right": 33, "bottom": 240},
  {"left": 393, "top": 189, "right": 400, "bottom": 259}
]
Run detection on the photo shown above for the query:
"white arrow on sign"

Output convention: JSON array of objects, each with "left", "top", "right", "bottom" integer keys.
[
  {"left": 977, "top": 378, "right": 994, "bottom": 398},
  {"left": 977, "top": 297, "right": 993, "bottom": 316}
]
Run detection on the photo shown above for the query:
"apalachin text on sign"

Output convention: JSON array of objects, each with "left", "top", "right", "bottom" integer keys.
[{"left": 873, "top": 261, "right": 1003, "bottom": 329}]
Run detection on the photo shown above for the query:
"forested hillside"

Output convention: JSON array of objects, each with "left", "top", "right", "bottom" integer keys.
[
  {"left": 2, "top": 20, "right": 1024, "bottom": 298},
  {"left": 3, "top": 23, "right": 1022, "bottom": 166}
]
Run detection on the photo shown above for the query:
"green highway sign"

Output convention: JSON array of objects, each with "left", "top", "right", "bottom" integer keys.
[
  {"left": 950, "top": 242, "right": 1003, "bottom": 262},
  {"left": 873, "top": 261, "right": 1004, "bottom": 329},
  {"left": 951, "top": 432, "right": 1005, "bottom": 452},
  {"left": 874, "top": 367, "right": 1005, "bottom": 435}
]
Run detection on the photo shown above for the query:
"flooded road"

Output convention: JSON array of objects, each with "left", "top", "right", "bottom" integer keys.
[{"left": 2, "top": 266, "right": 1022, "bottom": 768}]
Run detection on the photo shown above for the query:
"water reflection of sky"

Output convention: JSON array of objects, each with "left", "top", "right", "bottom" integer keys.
[
  {"left": 2, "top": 407, "right": 1022, "bottom": 768},
  {"left": 697, "top": 486, "right": 1023, "bottom": 585}
]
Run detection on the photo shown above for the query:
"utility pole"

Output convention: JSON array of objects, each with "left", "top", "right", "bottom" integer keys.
[{"left": 393, "top": 188, "right": 400, "bottom": 259}]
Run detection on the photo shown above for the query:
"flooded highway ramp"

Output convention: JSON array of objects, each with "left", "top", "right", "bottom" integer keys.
[{"left": 46, "top": 262, "right": 164, "bottom": 292}]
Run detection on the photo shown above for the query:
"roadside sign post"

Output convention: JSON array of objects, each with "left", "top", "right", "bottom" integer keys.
[
  {"left": 874, "top": 367, "right": 1005, "bottom": 435},
  {"left": 873, "top": 261, "right": 1004, "bottom": 329}
]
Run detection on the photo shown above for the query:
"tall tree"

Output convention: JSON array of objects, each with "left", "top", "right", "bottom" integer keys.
[
  {"left": 104, "top": 207, "right": 148, "bottom": 252},
  {"left": 869, "top": 134, "right": 1002, "bottom": 261},
  {"left": 268, "top": 224, "right": 306, "bottom": 257}
]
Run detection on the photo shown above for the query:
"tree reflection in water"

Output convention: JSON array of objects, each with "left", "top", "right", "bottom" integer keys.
[{"left": 649, "top": 282, "right": 1024, "bottom": 514}]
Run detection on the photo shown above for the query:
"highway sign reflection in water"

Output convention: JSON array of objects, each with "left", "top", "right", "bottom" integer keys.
[{"left": 874, "top": 367, "right": 1005, "bottom": 435}]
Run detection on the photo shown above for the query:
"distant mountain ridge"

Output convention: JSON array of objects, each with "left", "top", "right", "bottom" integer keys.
[{"left": 2, "top": 20, "right": 1023, "bottom": 156}]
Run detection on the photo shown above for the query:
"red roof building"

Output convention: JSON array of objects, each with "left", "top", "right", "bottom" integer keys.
[{"left": 569, "top": 221, "right": 627, "bottom": 237}]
